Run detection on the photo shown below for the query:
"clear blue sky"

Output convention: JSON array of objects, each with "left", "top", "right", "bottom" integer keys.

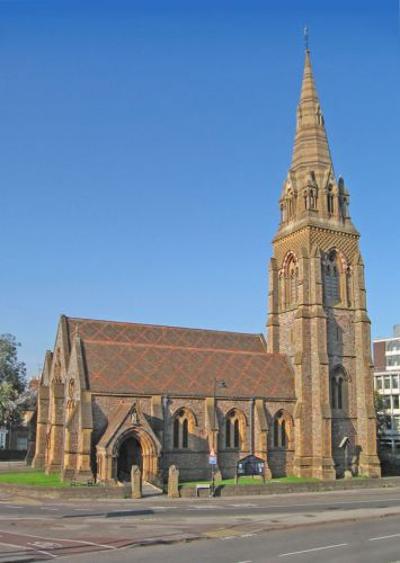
[{"left": 1, "top": 0, "right": 399, "bottom": 377}]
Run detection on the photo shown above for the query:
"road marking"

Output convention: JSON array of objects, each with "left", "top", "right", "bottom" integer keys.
[
  {"left": 241, "top": 534, "right": 255, "bottom": 537},
  {"left": 279, "top": 543, "right": 348, "bottom": 557},
  {"left": 0, "top": 528, "right": 118, "bottom": 550},
  {"left": 369, "top": 533, "right": 400, "bottom": 542},
  {"left": 221, "top": 536, "right": 236, "bottom": 541},
  {"left": 229, "top": 503, "right": 257, "bottom": 508},
  {"left": 235, "top": 560, "right": 252, "bottom": 563},
  {"left": 27, "top": 542, "right": 58, "bottom": 558},
  {"left": 73, "top": 508, "right": 91, "bottom": 511}
]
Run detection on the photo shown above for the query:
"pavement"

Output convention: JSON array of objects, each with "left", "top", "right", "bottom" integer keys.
[{"left": 1, "top": 487, "right": 400, "bottom": 561}]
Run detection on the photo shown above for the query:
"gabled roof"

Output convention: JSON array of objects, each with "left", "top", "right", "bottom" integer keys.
[{"left": 61, "top": 316, "right": 295, "bottom": 400}]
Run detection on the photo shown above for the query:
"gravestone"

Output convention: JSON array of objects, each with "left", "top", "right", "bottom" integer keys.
[
  {"left": 131, "top": 465, "right": 142, "bottom": 499},
  {"left": 168, "top": 464, "right": 179, "bottom": 498}
]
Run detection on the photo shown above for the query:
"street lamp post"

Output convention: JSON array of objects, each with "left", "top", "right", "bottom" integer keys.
[{"left": 210, "top": 378, "right": 226, "bottom": 497}]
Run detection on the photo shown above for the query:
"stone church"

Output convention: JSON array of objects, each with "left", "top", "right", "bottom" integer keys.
[{"left": 33, "top": 48, "right": 381, "bottom": 484}]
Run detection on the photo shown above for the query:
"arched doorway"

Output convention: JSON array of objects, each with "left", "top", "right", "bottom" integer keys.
[{"left": 116, "top": 435, "right": 142, "bottom": 482}]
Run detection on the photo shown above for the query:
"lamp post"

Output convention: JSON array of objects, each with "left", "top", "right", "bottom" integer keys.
[{"left": 210, "top": 378, "right": 227, "bottom": 497}]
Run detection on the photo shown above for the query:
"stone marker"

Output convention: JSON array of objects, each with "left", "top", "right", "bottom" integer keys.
[
  {"left": 131, "top": 465, "right": 142, "bottom": 499},
  {"left": 264, "top": 461, "right": 272, "bottom": 481},
  {"left": 168, "top": 464, "right": 179, "bottom": 498}
]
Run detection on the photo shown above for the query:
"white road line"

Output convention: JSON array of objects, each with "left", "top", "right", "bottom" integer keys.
[
  {"left": 279, "top": 543, "right": 348, "bottom": 557},
  {"left": 235, "top": 560, "right": 252, "bottom": 563},
  {"left": 369, "top": 533, "right": 400, "bottom": 542},
  {"left": 0, "top": 528, "right": 117, "bottom": 550}
]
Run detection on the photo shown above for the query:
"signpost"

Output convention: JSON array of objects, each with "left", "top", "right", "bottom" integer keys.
[{"left": 209, "top": 448, "right": 217, "bottom": 496}]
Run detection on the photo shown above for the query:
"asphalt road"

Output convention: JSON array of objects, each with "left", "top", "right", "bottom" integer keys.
[
  {"left": 64, "top": 515, "right": 400, "bottom": 563},
  {"left": 1, "top": 487, "right": 400, "bottom": 561},
  {"left": 1, "top": 487, "right": 400, "bottom": 519}
]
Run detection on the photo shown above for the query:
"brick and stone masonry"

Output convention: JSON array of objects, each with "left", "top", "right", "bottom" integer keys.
[{"left": 33, "top": 46, "right": 381, "bottom": 485}]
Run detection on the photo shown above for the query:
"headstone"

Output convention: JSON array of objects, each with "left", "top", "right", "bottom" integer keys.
[
  {"left": 344, "top": 469, "right": 353, "bottom": 480},
  {"left": 168, "top": 464, "right": 179, "bottom": 498},
  {"left": 263, "top": 461, "right": 272, "bottom": 481},
  {"left": 214, "top": 469, "right": 222, "bottom": 483},
  {"left": 131, "top": 465, "right": 142, "bottom": 499}
]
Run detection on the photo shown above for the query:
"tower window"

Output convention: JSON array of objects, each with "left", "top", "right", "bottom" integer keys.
[
  {"left": 330, "top": 367, "right": 347, "bottom": 411},
  {"left": 327, "top": 188, "right": 334, "bottom": 214},
  {"left": 323, "top": 251, "right": 340, "bottom": 306}
]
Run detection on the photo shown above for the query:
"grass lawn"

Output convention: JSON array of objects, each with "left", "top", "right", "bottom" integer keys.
[
  {"left": 0, "top": 470, "right": 69, "bottom": 487},
  {"left": 180, "top": 475, "right": 320, "bottom": 488}
]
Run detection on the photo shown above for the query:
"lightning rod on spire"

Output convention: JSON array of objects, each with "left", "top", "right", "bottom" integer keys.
[{"left": 304, "top": 26, "right": 309, "bottom": 52}]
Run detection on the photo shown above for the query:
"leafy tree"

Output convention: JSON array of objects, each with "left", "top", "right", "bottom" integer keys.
[
  {"left": 374, "top": 391, "right": 391, "bottom": 437},
  {"left": 0, "top": 334, "right": 27, "bottom": 426},
  {"left": 0, "top": 334, "right": 26, "bottom": 393}
]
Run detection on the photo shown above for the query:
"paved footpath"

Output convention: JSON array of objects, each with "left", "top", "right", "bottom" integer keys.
[{"left": 1, "top": 487, "right": 400, "bottom": 561}]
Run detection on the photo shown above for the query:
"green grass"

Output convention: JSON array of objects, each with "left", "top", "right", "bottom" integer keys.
[
  {"left": 0, "top": 470, "right": 69, "bottom": 487},
  {"left": 180, "top": 475, "right": 320, "bottom": 488}
]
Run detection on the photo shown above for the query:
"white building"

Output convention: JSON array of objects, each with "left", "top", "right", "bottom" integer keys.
[{"left": 373, "top": 325, "right": 400, "bottom": 453}]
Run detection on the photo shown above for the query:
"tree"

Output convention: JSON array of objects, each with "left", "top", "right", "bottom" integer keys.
[
  {"left": 0, "top": 334, "right": 26, "bottom": 393},
  {"left": 0, "top": 334, "right": 27, "bottom": 426},
  {"left": 374, "top": 391, "right": 391, "bottom": 438}
]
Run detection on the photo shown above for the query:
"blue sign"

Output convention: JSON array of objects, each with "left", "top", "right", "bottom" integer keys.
[{"left": 209, "top": 454, "right": 217, "bottom": 465}]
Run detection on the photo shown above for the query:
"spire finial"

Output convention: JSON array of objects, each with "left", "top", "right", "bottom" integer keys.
[{"left": 304, "top": 25, "right": 309, "bottom": 52}]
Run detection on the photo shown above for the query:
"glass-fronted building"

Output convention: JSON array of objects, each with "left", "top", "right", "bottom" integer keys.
[{"left": 373, "top": 325, "right": 400, "bottom": 453}]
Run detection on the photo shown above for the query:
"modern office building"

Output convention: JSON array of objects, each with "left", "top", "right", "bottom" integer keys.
[{"left": 373, "top": 326, "right": 400, "bottom": 453}]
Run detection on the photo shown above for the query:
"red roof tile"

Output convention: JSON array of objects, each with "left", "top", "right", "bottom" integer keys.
[{"left": 64, "top": 317, "right": 295, "bottom": 399}]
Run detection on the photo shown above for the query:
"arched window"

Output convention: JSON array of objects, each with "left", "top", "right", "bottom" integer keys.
[
  {"left": 273, "top": 411, "right": 292, "bottom": 449},
  {"left": 283, "top": 253, "right": 298, "bottom": 307},
  {"left": 172, "top": 409, "right": 192, "bottom": 449},
  {"left": 323, "top": 250, "right": 340, "bottom": 306},
  {"left": 327, "top": 187, "right": 334, "bottom": 214},
  {"left": 330, "top": 367, "right": 348, "bottom": 411},
  {"left": 225, "top": 410, "right": 244, "bottom": 449}
]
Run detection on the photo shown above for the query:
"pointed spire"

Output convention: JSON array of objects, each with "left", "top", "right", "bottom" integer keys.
[{"left": 291, "top": 49, "right": 333, "bottom": 176}]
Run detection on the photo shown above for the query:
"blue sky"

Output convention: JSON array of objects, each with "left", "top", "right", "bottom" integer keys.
[{"left": 1, "top": 0, "right": 399, "bottom": 377}]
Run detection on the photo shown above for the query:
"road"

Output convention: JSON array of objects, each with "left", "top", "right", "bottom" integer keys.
[{"left": 1, "top": 487, "right": 400, "bottom": 561}]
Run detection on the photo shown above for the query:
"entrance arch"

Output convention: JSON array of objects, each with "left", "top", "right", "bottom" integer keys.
[
  {"left": 116, "top": 435, "right": 142, "bottom": 482},
  {"left": 113, "top": 428, "right": 159, "bottom": 483}
]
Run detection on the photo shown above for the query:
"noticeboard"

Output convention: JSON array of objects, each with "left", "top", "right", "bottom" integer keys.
[{"left": 237, "top": 455, "right": 265, "bottom": 476}]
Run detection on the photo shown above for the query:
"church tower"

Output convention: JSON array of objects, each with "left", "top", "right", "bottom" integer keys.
[{"left": 267, "top": 48, "right": 381, "bottom": 479}]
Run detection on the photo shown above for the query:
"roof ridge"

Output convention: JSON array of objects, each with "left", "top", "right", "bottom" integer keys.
[{"left": 65, "top": 315, "right": 263, "bottom": 338}]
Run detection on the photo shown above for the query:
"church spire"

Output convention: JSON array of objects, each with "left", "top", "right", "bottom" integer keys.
[
  {"left": 291, "top": 49, "right": 333, "bottom": 175},
  {"left": 276, "top": 43, "right": 356, "bottom": 236}
]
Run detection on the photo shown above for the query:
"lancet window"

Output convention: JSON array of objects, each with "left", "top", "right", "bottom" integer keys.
[
  {"left": 173, "top": 409, "right": 189, "bottom": 449},
  {"left": 330, "top": 366, "right": 347, "bottom": 411},
  {"left": 323, "top": 250, "right": 340, "bottom": 306},
  {"left": 282, "top": 253, "right": 299, "bottom": 307},
  {"left": 225, "top": 409, "right": 246, "bottom": 449},
  {"left": 273, "top": 410, "right": 292, "bottom": 449}
]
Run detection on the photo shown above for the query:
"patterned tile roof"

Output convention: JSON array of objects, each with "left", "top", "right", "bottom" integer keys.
[{"left": 64, "top": 317, "right": 295, "bottom": 399}]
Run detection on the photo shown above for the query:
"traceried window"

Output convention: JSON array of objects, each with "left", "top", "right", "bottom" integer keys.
[
  {"left": 273, "top": 411, "right": 291, "bottom": 449},
  {"left": 323, "top": 250, "right": 340, "bottom": 306},
  {"left": 173, "top": 409, "right": 189, "bottom": 449},
  {"left": 225, "top": 410, "right": 241, "bottom": 449}
]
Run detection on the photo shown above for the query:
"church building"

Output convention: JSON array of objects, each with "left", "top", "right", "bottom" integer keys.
[{"left": 33, "top": 47, "right": 381, "bottom": 484}]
